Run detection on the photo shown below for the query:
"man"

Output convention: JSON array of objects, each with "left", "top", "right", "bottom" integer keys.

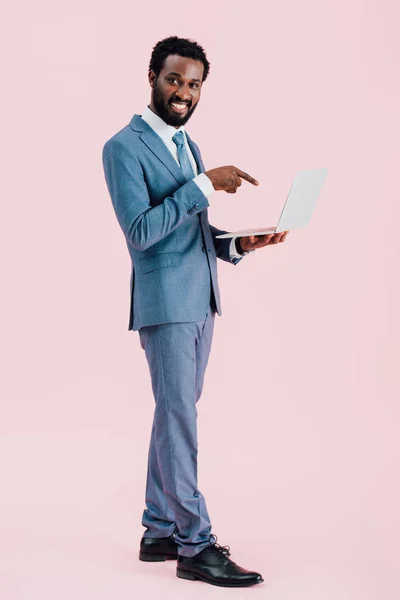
[{"left": 102, "top": 36, "right": 289, "bottom": 588}]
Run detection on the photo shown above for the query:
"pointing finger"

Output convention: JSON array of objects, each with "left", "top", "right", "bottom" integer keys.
[{"left": 234, "top": 168, "right": 259, "bottom": 186}]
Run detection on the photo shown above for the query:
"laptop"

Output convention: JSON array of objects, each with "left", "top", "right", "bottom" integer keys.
[{"left": 215, "top": 167, "right": 328, "bottom": 239}]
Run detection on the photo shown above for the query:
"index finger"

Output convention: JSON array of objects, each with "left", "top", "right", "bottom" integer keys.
[{"left": 234, "top": 168, "right": 259, "bottom": 186}]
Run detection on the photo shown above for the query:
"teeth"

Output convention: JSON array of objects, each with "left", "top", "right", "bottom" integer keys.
[{"left": 171, "top": 102, "right": 187, "bottom": 110}]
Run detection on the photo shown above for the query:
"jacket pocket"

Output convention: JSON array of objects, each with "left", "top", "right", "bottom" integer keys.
[{"left": 138, "top": 251, "right": 183, "bottom": 274}]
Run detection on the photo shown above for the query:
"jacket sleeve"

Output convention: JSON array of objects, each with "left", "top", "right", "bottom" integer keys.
[
  {"left": 102, "top": 139, "right": 210, "bottom": 251},
  {"left": 209, "top": 223, "right": 243, "bottom": 266}
]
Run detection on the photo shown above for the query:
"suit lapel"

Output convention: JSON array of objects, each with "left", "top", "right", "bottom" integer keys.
[
  {"left": 185, "top": 131, "right": 208, "bottom": 221},
  {"left": 129, "top": 114, "right": 205, "bottom": 183},
  {"left": 129, "top": 114, "right": 186, "bottom": 186},
  {"left": 185, "top": 131, "right": 205, "bottom": 175}
]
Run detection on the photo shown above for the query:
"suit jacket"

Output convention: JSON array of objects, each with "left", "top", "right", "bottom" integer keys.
[{"left": 102, "top": 113, "right": 243, "bottom": 331}]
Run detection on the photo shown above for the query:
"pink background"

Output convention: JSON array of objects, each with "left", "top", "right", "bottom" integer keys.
[{"left": 1, "top": 1, "right": 399, "bottom": 598}]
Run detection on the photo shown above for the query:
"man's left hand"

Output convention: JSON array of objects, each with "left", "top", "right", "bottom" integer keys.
[{"left": 239, "top": 230, "right": 290, "bottom": 252}]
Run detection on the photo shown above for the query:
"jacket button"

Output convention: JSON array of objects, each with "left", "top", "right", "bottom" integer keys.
[{"left": 202, "top": 246, "right": 206, "bottom": 252}]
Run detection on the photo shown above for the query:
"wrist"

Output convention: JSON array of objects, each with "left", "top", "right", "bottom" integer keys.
[{"left": 235, "top": 237, "right": 245, "bottom": 256}]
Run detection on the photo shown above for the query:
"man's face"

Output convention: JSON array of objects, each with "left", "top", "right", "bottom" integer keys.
[{"left": 149, "top": 54, "right": 204, "bottom": 127}]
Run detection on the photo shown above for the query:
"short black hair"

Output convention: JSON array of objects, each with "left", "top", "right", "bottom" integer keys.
[{"left": 149, "top": 36, "right": 210, "bottom": 82}]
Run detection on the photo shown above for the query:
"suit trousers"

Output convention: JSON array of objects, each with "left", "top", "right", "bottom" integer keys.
[{"left": 138, "top": 303, "right": 216, "bottom": 557}]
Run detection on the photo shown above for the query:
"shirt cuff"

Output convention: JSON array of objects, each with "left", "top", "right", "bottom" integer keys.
[
  {"left": 193, "top": 173, "right": 215, "bottom": 197},
  {"left": 229, "top": 236, "right": 255, "bottom": 260},
  {"left": 229, "top": 236, "right": 244, "bottom": 259}
]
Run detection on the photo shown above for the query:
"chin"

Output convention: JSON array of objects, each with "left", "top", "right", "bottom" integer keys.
[{"left": 166, "top": 112, "right": 191, "bottom": 127}]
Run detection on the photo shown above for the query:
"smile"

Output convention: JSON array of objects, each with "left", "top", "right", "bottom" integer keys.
[{"left": 170, "top": 102, "right": 189, "bottom": 113}]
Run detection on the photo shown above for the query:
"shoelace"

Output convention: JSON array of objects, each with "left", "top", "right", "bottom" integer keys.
[{"left": 208, "top": 533, "right": 231, "bottom": 557}]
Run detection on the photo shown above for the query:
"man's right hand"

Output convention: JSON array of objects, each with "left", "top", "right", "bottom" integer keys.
[{"left": 204, "top": 166, "right": 259, "bottom": 193}]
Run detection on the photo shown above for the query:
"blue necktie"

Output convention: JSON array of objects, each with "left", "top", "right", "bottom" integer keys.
[{"left": 172, "top": 130, "right": 196, "bottom": 181}]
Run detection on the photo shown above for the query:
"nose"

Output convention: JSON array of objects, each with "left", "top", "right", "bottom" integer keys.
[{"left": 175, "top": 83, "right": 192, "bottom": 103}]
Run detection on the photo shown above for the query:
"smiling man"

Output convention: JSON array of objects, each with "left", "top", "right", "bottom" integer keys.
[{"left": 102, "top": 36, "right": 288, "bottom": 588}]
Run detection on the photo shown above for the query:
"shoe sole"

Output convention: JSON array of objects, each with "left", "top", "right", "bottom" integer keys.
[
  {"left": 177, "top": 567, "right": 264, "bottom": 587},
  {"left": 139, "top": 551, "right": 178, "bottom": 562}
]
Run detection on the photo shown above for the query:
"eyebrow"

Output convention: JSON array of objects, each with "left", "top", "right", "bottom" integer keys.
[{"left": 166, "top": 72, "right": 202, "bottom": 83}]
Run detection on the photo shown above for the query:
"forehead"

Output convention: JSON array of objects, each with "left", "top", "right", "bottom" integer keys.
[{"left": 161, "top": 54, "right": 204, "bottom": 80}]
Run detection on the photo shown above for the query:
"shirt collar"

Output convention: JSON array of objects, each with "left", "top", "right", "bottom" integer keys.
[{"left": 141, "top": 105, "right": 186, "bottom": 142}]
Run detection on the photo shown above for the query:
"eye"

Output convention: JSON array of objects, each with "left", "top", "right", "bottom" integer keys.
[{"left": 167, "top": 78, "right": 200, "bottom": 88}]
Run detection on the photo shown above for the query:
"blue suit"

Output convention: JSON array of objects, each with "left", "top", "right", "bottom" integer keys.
[
  {"left": 102, "top": 114, "right": 242, "bottom": 332},
  {"left": 102, "top": 113, "right": 243, "bottom": 556}
]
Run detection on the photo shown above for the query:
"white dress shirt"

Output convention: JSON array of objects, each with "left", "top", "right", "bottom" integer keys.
[{"left": 140, "top": 105, "right": 252, "bottom": 260}]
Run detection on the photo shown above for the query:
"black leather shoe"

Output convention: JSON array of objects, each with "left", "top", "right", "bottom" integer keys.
[
  {"left": 139, "top": 527, "right": 178, "bottom": 562},
  {"left": 176, "top": 535, "right": 264, "bottom": 587}
]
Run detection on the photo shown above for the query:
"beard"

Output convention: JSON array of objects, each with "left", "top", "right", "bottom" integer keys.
[{"left": 152, "top": 78, "right": 198, "bottom": 127}]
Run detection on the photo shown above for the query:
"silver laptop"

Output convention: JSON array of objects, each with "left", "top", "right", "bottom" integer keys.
[{"left": 215, "top": 167, "right": 328, "bottom": 239}]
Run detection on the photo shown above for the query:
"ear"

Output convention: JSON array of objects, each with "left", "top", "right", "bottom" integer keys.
[{"left": 148, "top": 70, "right": 156, "bottom": 88}]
